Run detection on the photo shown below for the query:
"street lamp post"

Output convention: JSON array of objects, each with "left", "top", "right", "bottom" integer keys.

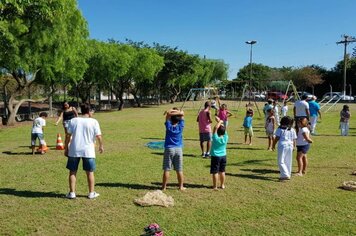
[{"left": 245, "top": 40, "right": 257, "bottom": 104}]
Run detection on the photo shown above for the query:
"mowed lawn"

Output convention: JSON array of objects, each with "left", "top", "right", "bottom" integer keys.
[{"left": 0, "top": 101, "right": 355, "bottom": 235}]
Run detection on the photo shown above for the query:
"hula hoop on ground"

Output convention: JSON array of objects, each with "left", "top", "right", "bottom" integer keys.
[{"left": 145, "top": 141, "right": 165, "bottom": 150}]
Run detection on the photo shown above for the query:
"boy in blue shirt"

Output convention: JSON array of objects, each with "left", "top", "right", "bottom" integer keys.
[
  {"left": 243, "top": 109, "right": 254, "bottom": 145},
  {"left": 162, "top": 108, "right": 185, "bottom": 191},
  {"left": 210, "top": 117, "right": 228, "bottom": 190}
]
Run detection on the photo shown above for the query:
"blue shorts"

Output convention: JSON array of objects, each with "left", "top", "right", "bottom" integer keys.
[
  {"left": 31, "top": 133, "right": 45, "bottom": 146},
  {"left": 66, "top": 157, "right": 96, "bottom": 172},
  {"left": 199, "top": 132, "right": 212, "bottom": 142},
  {"left": 297, "top": 144, "right": 310, "bottom": 154},
  {"left": 210, "top": 155, "right": 227, "bottom": 174}
]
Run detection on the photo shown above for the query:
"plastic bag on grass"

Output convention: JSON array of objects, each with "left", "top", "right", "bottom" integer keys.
[{"left": 134, "top": 190, "right": 174, "bottom": 207}]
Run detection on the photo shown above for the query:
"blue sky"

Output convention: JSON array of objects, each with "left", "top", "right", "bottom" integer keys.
[{"left": 77, "top": 0, "right": 356, "bottom": 79}]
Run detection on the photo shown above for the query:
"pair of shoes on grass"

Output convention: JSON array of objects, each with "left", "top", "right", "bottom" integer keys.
[{"left": 66, "top": 192, "right": 100, "bottom": 199}]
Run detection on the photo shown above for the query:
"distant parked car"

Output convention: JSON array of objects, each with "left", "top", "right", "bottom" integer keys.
[
  {"left": 289, "top": 91, "right": 314, "bottom": 101},
  {"left": 267, "top": 91, "right": 288, "bottom": 101},
  {"left": 244, "top": 91, "right": 266, "bottom": 100},
  {"left": 322, "top": 92, "right": 354, "bottom": 101}
]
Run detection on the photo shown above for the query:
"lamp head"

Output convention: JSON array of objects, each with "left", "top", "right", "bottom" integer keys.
[{"left": 245, "top": 40, "right": 257, "bottom": 45}]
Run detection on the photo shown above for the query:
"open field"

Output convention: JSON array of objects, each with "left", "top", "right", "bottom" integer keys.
[{"left": 0, "top": 101, "right": 355, "bottom": 235}]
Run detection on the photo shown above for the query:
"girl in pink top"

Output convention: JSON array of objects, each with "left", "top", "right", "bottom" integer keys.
[{"left": 217, "top": 104, "right": 233, "bottom": 127}]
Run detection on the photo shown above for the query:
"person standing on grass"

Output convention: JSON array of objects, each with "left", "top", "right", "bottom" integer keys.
[
  {"left": 263, "top": 99, "right": 273, "bottom": 121},
  {"left": 281, "top": 101, "right": 288, "bottom": 117},
  {"left": 272, "top": 116, "right": 297, "bottom": 181},
  {"left": 210, "top": 117, "right": 228, "bottom": 190},
  {"left": 64, "top": 103, "right": 104, "bottom": 199},
  {"left": 293, "top": 94, "right": 310, "bottom": 129},
  {"left": 243, "top": 109, "right": 254, "bottom": 145},
  {"left": 55, "top": 101, "right": 78, "bottom": 146},
  {"left": 265, "top": 109, "right": 275, "bottom": 151},
  {"left": 295, "top": 117, "right": 313, "bottom": 176},
  {"left": 31, "top": 112, "right": 48, "bottom": 155},
  {"left": 340, "top": 105, "right": 351, "bottom": 136},
  {"left": 216, "top": 97, "right": 233, "bottom": 128},
  {"left": 308, "top": 96, "right": 321, "bottom": 135},
  {"left": 273, "top": 100, "right": 280, "bottom": 126},
  {"left": 197, "top": 101, "right": 212, "bottom": 158},
  {"left": 162, "top": 108, "right": 185, "bottom": 191}
]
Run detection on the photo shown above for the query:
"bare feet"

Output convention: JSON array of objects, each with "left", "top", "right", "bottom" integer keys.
[
  {"left": 212, "top": 187, "right": 218, "bottom": 191},
  {"left": 179, "top": 187, "right": 187, "bottom": 191},
  {"left": 295, "top": 172, "right": 303, "bottom": 176},
  {"left": 220, "top": 185, "right": 225, "bottom": 189}
]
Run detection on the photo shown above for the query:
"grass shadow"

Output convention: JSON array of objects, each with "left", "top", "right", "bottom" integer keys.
[
  {"left": 0, "top": 188, "right": 63, "bottom": 198},
  {"left": 150, "top": 152, "right": 197, "bottom": 158},
  {"left": 240, "top": 168, "right": 280, "bottom": 174},
  {"left": 227, "top": 146, "right": 265, "bottom": 150},
  {"left": 151, "top": 182, "right": 210, "bottom": 189},
  {"left": 96, "top": 182, "right": 157, "bottom": 190},
  {"left": 229, "top": 159, "right": 274, "bottom": 166},
  {"left": 2, "top": 151, "right": 33, "bottom": 156},
  {"left": 141, "top": 137, "right": 162, "bottom": 140},
  {"left": 226, "top": 173, "right": 277, "bottom": 182}
]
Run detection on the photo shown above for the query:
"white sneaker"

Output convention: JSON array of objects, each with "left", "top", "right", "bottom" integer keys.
[
  {"left": 66, "top": 192, "right": 76, "bottom": 199},
  {"left": 88, "top": 192, "right": 100, "bottom": 199}
]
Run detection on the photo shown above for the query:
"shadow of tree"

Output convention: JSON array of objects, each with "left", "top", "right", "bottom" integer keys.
[
  {"left": 96, "top": 182, "right": 157, "bottom": 190},
  {"left": 229, "top": 159, "right": 274, "bottom": 166},
  {"left": 2, "top": 151, "right": 33, "bottom": 156},
  {"left": 0, "top": 188, "right": 63, "bottom": 198}
]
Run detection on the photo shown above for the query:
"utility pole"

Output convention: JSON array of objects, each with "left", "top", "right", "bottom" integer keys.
[
  {"left": 245, "top": 40, "right": 257, "bottom": 104},
  {"left": 336, "top": 35, "right": 356, "bottom": 97}
]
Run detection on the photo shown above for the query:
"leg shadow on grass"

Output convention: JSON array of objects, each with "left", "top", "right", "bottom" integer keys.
[
  {"left": 2, "top": 151, "right": 34, "bottom": 156},
  {"left": 0, "top": 188, "right": 63, "bottom": 198},
  {"left": 226, "top": 172, "right": 277, "bottom": 182},
  {"left": 229, "top": 159, "right": 274, "bottom": 167},
  {"left": 150, "top": 152, "right": 197, "bottom": 158},
  {"left": 96, "top": 182, "right": 157, "bottom": 190},
  {"left": 240, "top": 168, "right": 280, "bottom": 174},
  {"left": 151, "top": 182, "right": 210, "bottom": 189}
]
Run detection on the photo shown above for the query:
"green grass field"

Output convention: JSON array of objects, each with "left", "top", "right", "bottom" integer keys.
[{"left": 0, "top": 101, "right": 355, "bottom": 235}]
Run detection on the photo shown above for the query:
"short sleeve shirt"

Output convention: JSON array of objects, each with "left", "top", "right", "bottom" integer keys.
[
  {"left": 198, "top": 109, "right": 212, "bottom": 133},
  {"left": 164, "top": 119, "right": 184, "bottom": 148},
  {"left": 32, "top": 117, "right": 46, "bottom": 134},
  {"left": 67, "top": 117, "right": 101, "bottom": 158},
  {"left": 211, "top": 133, "right": 228, "bottom": 157},
  {"left": 296, "top": 127, "right": 310, "bottom": 146},
  {"left": 275, "top": 127, "right": 297, "bottom": 148},
  {"left": 294, "top": 100, "right": 309, "bottom": 117},
  {"left": 308, "top": 101, "right": 320, "bottom": 117}
]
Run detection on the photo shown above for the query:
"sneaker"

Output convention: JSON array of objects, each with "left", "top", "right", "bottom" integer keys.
[
  {"left": 201, "top": 152, "right": 206, "bottom": 157},
  {"left": 205, "top": 153, "right": 210, "bottom": 158},
  {"left": 66, "top": 192, "right": 76, "bottom": 199},
  {"left": 88, "top": 192, "right": 100, "bottom": 199}
]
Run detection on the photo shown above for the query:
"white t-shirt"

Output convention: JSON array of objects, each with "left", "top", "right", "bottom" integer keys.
[
  {"left": 67, "top": 117, "right": 102, "bottom": 158},
  {"left": 296, "top": 127, "right": 310, "bottom": 146},
  {"left": 32, "top": 117, "right": 46, "bottom": 134},
  {"left": 294, "top": 100, "right": 309, "bottom": 117},
  {"left": 275, "top": 127, "right": 297, "bottom": 148}
]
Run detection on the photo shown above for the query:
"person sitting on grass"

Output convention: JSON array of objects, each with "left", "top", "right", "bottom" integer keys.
[
  {"left": 272, "top": 116, "right": 297, "bottom": 181},
  {"left": 210, "top": 117, "right": 228, "bottom": 190},
  {"left": 31, "top": 112, "right": 48, "bottom": 155},
  {"left": 162, "top": 108, "right": 185, "bottom": 191}
]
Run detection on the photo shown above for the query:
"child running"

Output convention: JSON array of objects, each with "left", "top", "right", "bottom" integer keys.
[
  {"left": 216, "top": 97, "right": 233, "bottom": 128},
  {"left": 162, "top": 108, "right": 185, "bottom": 191},
  {"left": 243, "top": 109, "right": 253, "bottom": 145},
  {"left": 210, "top": 117, "right": 228, "bottom": 190},
  {"left": 31, "top": 112, "right": 48, "bottom": 155},
  {"left": 265, "top": 109, "right": 275, "bottom": 151},
  {"left": 295, "top": 117, "right": 313, "bottom": 176},
  {"left": 272, "top": 116, "right": 297, "bottom": 181},
  {"left": 340, "top": 105, "right": 351, "bottom": 136}
]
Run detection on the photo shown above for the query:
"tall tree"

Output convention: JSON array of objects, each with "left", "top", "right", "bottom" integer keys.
[
  {"left": 287, "top": 66, "right": 324, "bottom": 91},
  {"left": 0, "top": 0, "right": 88, "bottom": 125}
]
